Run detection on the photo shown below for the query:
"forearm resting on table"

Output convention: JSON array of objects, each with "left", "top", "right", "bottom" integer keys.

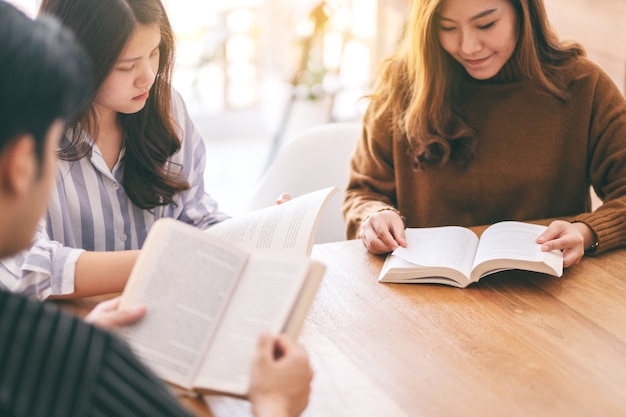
[{"left": 51, "top": 250, "right": 139, "bottom": 299}]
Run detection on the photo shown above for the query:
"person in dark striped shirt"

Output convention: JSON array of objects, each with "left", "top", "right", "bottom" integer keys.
[{"left": 0, "top": 2, "right": 312, "bottom": 416}]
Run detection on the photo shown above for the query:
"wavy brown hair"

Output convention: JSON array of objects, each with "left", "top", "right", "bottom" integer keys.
[
  {"left": 39, "top": 0, "right": 189, "bottom": 209},
  {"left": 368, "top": 0, "right": 584, "bottom": 168}
]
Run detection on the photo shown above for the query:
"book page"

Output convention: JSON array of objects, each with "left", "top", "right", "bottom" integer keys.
[
  {"left": 281, "top": 261, "right": 325, "bottom": 338},
  {"left": 472, "top": 221, "right": 563, "bottom": 278},
  {"left": 206, "top": 186, "right": 338, "bottom": 256},
  {"left": 118, "top": 219, "right": 249, "bottom": 389},
  {"left": 378, "top": 255, "right": 467, "bottom": 286},
  {"left": 474, "top": 221, "right": 547, "bottom": 265},
  {"left": 192, "top": 253, "right": 313, "bottom": 396},
  {"left": 391, "top": 226, "right": 479, "bottom": 279}
]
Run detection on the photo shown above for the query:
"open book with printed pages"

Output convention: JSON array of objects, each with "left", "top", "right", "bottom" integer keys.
[
  {"left": 206, "top": 186, "right": 339, "bottom": 255},
  {"left": 118, "top": 218, "right": 325, "bottom": 397},
  {"left": 378, "top": 221, "right": 563, "bottom": 287},
  {"left": 117, "top": 187, "right": 338, "bottom": 397}
]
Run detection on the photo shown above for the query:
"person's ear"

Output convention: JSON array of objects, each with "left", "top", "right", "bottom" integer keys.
[{"left": 0, "top": 134, "right": 36, "bottom": 197}]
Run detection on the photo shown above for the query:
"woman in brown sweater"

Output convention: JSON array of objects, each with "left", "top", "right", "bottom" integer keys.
[{"left": 343, "top": 0, "right": 626, "bottom": 267}]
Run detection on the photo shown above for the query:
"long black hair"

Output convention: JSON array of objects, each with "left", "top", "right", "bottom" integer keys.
[{"left": 39, "top": 0, "right": 189, "bottom": 209}]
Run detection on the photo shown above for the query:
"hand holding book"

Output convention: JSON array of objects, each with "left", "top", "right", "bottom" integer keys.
[
  {"left": 117, "top": 187, "right": 336, "bottom": 397},
  {"left": 363, "top": 209, "right": 593, "bottom": 268}
]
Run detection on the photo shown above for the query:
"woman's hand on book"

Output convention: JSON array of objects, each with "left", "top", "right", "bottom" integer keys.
[
  {"left": 84, "top": 296, "right": 146, "bottom": 330},
  {"left": 536, "top": 220, "right": 594, "bottom": 267},
  {"left": 249, "top": 332, "right": 313, "bottom": 417},
  {"left": 360, "top": 209, "right": 407, "bottom": 255}
]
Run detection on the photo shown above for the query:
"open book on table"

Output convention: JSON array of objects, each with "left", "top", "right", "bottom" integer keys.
[
  {"left": 118, "top": 187, "right": 337, "bottom": 397},
  {"left": 378, "top": 221, "right": 563, "bottom": 287}
]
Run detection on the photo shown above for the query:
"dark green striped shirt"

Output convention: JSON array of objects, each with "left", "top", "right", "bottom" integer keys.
[{"left": 0, "top": 291, "right": 193, "bottom": 417}]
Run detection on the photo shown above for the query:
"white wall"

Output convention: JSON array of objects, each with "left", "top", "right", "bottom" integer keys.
[{"left": 544, "top": 0, "right": 626, "bottom": 93}]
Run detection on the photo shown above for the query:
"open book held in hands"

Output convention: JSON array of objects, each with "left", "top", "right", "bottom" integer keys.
[
  {"left": 118, "top": 187, "right": 336, "bottom": 397},
  {"left": 378, "top": 221, "right": 563, "bottom": 287},
  {"left": 206, "top": 186, "right": 338, "bottom": 255}
]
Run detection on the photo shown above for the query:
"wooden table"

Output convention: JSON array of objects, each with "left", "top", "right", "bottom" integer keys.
[{"left": 60, "top": 239, "right": 626, "bottom": 416}]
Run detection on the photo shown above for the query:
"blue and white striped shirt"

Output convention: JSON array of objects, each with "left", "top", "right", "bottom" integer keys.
[{"left": 0, "top": 90, "right": 229, "bottom": 299}]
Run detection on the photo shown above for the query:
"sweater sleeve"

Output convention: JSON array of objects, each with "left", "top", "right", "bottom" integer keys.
[
  {"left": 572, "top": 66, "right": 626, "bottom": 255},
  {"left": 342, "top": 107, "right": 401, "bottom": 239}
]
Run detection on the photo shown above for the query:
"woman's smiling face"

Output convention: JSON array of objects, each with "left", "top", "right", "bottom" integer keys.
[{"left": 436, "top": 0, "right": 519, "bottom": 80}]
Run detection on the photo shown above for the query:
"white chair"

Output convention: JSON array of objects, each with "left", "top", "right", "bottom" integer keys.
[{"left": 244, "top": 122, "right": 361, "bottom": 243}]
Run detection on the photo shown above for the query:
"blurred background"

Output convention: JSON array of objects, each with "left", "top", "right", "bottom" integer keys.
[{"left": 7, "top": 0, "right": 626, "bottom": 214}]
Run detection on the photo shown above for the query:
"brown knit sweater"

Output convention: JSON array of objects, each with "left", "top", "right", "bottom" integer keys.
[{"left": 343, "top": 57, "right": 626, "bottom": 255}]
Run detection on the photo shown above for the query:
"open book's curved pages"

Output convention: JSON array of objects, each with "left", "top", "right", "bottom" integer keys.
[
  {"left": 117, "top": 186, "right": 336, "bottom": 397},
  {"left": 378, "top": 221, "right": 563, "bottom": 287}
]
